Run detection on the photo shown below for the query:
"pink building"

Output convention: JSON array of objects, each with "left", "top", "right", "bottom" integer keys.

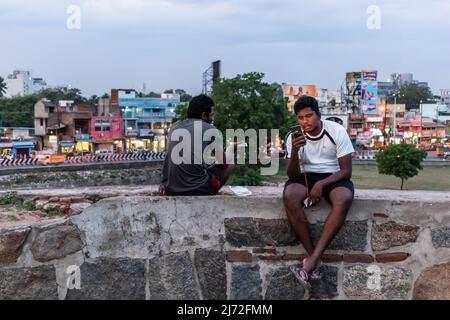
[{"left": 89, "top": 116, "right": 125, "bottom": 153}]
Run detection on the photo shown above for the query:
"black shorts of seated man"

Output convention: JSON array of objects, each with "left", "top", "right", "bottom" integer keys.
[
  {"left": 160, "top": 94, "right": 235, "bottom": 196},
  {"left": 284, "top": 96, "right": 355, "bottom": 286}
]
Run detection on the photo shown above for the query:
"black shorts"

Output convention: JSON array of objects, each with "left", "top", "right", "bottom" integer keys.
[
  {"left": 167, "top": 164, "right": 225, "bottom": 196},
  {"left": 284, "top": 173, "right": 354, "bottom": 204}
]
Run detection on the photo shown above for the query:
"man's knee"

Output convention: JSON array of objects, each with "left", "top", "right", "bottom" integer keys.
[
  {"left": 283, "top": 184, "right": 307, "bottom": 207},
  {"left": 330, "top": 188, "right": 354, "bottom": 208}
]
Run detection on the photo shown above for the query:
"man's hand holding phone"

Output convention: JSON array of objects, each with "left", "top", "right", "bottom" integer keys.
[{"left": 291, "top": 126, "right": 306, "bottom": 153}]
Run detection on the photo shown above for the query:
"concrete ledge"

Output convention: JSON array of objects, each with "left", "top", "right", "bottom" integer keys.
[
  {"left": 0, "top": 188, "right": 449, "bottom": 300},
  {"left": 0, "top": 160, "right": 162, "bottom": 176}
]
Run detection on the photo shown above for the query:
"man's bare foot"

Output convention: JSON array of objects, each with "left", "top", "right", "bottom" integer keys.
[{"left": 302, "top": 256, "right": 320, "bottom": 274}]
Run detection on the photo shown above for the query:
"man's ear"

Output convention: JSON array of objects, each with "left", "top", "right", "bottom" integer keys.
[
  {"left": 201, "top": 112, "right": 207, "bottom": 120},
  {"left": 317, "top": 111, "right": 321, "bottom": 118}
]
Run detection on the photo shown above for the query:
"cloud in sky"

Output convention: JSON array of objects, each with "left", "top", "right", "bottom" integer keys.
[{"left": 0, "top": 0, "right": 449, "bottom": 96}]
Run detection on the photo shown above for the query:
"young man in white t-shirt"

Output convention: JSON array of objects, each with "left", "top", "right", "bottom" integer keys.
[{"left": 284, "top": 96, "right": 355, "bottom": 286}]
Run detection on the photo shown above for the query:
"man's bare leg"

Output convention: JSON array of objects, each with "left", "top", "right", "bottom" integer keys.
[
  {"left": 283, "top": 183, "right": 315, "bottom": 256},
  {"left": 302, "top": 187, "right": 353, "bottom": 273}
]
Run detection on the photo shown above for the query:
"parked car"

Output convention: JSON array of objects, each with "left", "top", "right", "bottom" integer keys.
[{"left": 37, "top": 154, "right": 66, "bottom": 165}]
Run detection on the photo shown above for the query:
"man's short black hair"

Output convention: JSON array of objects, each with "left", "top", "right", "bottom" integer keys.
[
  {"left": 187, "top": 94, "right": 214, "bottom": 119},
  {"left": 293, "top": 96, "right": 320, "bottom": 115}
]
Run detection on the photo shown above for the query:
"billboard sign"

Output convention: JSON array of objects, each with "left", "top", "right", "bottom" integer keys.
[
  {"left": 360, "top": 70, "right": 378, "bottom": 115},
  {"left": 345, "top": 72, "right": 361, "bottom": 108},
  {"left": 282, "top": 84, "right": 317, "bottom": 112}
]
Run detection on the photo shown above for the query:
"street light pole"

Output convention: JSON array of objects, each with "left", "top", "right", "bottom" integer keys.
[
  {"left": 393, "top": 94, "right": 397, "bottom": 143},
  {"left": 420, "top": 100, "right": 423, "bottom": 146},
  {"left": 383, "top": 99, "right": 387, "bottom": 146}
]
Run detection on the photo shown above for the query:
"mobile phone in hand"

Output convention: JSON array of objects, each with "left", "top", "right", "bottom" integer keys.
[{"left": 290, "top": 125, "right": 304, "bottom": 138}]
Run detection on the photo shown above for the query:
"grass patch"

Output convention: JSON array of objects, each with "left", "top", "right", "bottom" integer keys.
[
  {"left": 263, "top": 159, "right": 450, "bottom": 191},
  {"left": 43, "top": 207, "right": 67, "bottom": 217},
  {"left": 227, "top": 165, "right": 263, "bottom": 186},
  {"left": 0, "top": 192, "right": 22, "bottom": 206},
  {"left": 23, "top": 200, "right": 37, "bottom": 211}
]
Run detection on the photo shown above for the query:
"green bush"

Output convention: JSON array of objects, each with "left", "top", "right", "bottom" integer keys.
[
  {"left": 23, "top": 200, "right": 37, "bottom": 211},
  {"left": 43, "top": 207, "right": 67, "bottom": 217},
  {"left": 227, "top": 165, "right": 262, "bottom": 186},
  {"left": 0, "top": 192, "right": 22, "bottom": 206},
  {"left": 375, "top": 142, "right": 427, "bottom": 190}
]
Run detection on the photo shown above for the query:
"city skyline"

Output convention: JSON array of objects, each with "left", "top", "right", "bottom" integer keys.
[{"left": 1, "top": 0, "right": 449, "bottom": 97}]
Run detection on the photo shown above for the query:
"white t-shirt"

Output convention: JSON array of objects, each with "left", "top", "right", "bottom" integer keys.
[{"left": 286, "top": 119, "right": 354, "bottom": 173}]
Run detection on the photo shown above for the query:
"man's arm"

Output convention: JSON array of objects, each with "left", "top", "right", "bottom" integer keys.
[
  {"left": 308, "top": 154, "right": 352, "bottom": 203},
  {"left": 286, "top": 152, "right": 301, "bottom": 180},
  {"left": 286, "top": 134, "right": 307, "bottom": 180}
]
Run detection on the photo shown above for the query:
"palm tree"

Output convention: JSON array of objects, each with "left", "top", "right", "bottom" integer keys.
[{"left": 0, "top": 77, "right": 7, "bottom": 97}]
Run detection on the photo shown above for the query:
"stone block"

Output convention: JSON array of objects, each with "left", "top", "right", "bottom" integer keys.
[
  {"left": 431, "top": 227, "right": 450, "bottom": 248},
  {"left": 194, "top": 249, "right": 226, "bottom": 300},
  {"left": 0, "top": 227, "right": 30, "bottom": 264},
  {"left": 311, "top": 221, "right": 368, "bottom": 251},
  {"left": 343, "top": 264, "right": 411, "bottom": 299},
  {"left": 413, "top": 262, "right": 450, "bottom": 300},
  {"left": 148, "top": 251, "right": 200, "bottom": 300},
  {"left": 0, "top": 265, "right": 58, "bottom": 300},
  {"left": 372, "top": 222, "right": 419, "bottom": 251},
  {"left": 31, "top": 224, "right": 83, "bottom": 262},
  {"left": 66, "top": 258, "right": 145, "bottom": 300},
  {"left": 230, "top": 264, "right": 262, "bottom": 300},
  {"left": 264, "top": 266, "right": 306, "bottom": 300},
  {"left": 225, "top": 218, "right": 297, "bottom": 247}
]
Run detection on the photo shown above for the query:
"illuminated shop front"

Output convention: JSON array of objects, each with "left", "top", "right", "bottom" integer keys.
[
  {"left": 0, "top": 142, "right": 13, "bottom": 156},
  {"left": 60, "top": 141, "right": 75, "bottom": 154}
]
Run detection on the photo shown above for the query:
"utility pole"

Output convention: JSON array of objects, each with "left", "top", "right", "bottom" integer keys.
[
  {"left": 393, "top": 94, "right": 397, "bottom": 142},
  {"left": 383, "top": 99, "right": 387, "bottom": 146},
  {"left": 420, "top": 100, "right": 423, "bottom": 146},
  {"left": 56, "top": 105, "right": 60, "bottom": 154}
]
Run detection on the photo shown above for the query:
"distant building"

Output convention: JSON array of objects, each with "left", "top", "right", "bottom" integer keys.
[
  {"left": 421, "top": 103, "right": 450, "bottom": 124},
  {"left": 440, "top": 89, "right": 450, "bottom": 107},
  {"left": 316, "top": 88, "right": 328, "bottom": 107},
  {"left": 391, "top": 73, "right": 413, "bottom": 87},
  {"left": 3, "top": 70, "right": 47, "bottom": 97},
  {"left": 282, "top": 84, "right": 318, "bottom": 112},
  {"left": 329, "top": 90, "right": 342, "bottom": 106},
  {"left": 111, "top": 89, "right": 179, "bottom": 152},
  {"left": 377, "top": 81, "right": 395, "bottom": 97},
  {"left": 34, "top": 98, "right": 56, "bottom": 150},
  {"left": 0, "top": 127, "right": 35, "bottom": 157},
  {"left": 320, "top": 105, "right": 348, "bottom": 129},
  {"left": 33, "top": 99, "right": 93, "bottom": 153},
  {"left": 378, "top": 73, "right": 429, "bottom": 98}
]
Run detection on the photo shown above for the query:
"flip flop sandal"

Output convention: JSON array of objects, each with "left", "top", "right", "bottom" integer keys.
[
  {"left": 289, "top": 264, "right": 311, "bottom": 289},
  {"left": 310, "top": 262, "right": 323, "bottom": 280}
]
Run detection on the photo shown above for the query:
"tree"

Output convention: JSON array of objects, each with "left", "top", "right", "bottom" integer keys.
[
  {"left": 0, "top": 86, "right": 89, "bottom": 127},
  {"left": 394, "top": 83, "right": 434, "bottom": 110},
  {"left": 36, "top": 87, "right": 86, "bottom": 104},
  {"left": 211, "top": 72, "right": 296, "bottom": 185},
  {"left": 375, "top": 142, "right": 427, "bottom": 190},
  {"left": 0, "top": 77, "right": 7, "bottom": 97},
  {"left": 174, "top": 89, "right": 192, "bottom": 102},
  {"left": 144, "top": 91, "right": 161, "bottom": 98},
  {"left": 0, "top": 95, "right": 36, "bottom": 127},
  {"left": 88, "top": 95, "right": 99, "bottom": 105},
  {"left": 212, "top": 72, "right": 295, "bottom": 140},
  {"left": 173, "top": 102, "right": 188, "bottom": 122},
  {"left": 270, "top": 82, "right": 284, "bottom": 98}
]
